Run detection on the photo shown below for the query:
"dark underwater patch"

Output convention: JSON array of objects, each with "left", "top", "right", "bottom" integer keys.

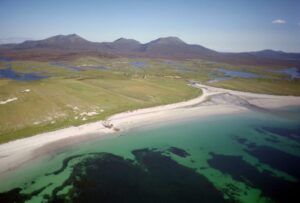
[
  {"left": 0, "top": 183, "right": 52, "bottom": 203},
  {"left": 45, "top": 154, "right": 85, "bottom": 176},
  {"left": 207, "top": 152, "right": 300, "bottom": 203},
  {"left": 0, "top": 149, "right": 237, "bottom": 202},
  {"left": 46, "top": 149, "right": 229, "bottom": 202},
  {"left": 245, "top": 145, "right": 300, "bottom": 180},
  {"left": 168, "top": 146, "right": 191, "bottom": 157},
  {"left": 234, "top": 136, "right": 258, "bottom": 149},
  {"left": 258, "top": 126, "right": 300, "bottom": 142},
  {"left": 235, "top": 137, "right": 247, "bottom": 144},
  {"left": 265, "top": 137, "right": 280, "bottom": 143},
  {"left": 0, "top": 188, "right": 29, "bottom": 203}
]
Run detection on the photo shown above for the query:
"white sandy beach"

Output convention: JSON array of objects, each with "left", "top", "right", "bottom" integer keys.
[{"left": 0, "top": 83, "right": 300, "bottom": 175}]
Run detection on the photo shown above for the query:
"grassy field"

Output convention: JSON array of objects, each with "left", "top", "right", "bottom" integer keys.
[
  {"left": 209, "top": 78, "right": 300, "bottom": 95},
  {"left": 0, "top": 56, "right": 299, "bottom": 143},
  {"left": 0, "top": 74, "right": 200, "bottom": 143},
  {"left": 198, "top": 62, "right": 300, "bottom": 95}
]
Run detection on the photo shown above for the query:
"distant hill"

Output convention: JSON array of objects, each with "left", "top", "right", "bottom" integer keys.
[
  {"left": 109, "top": 38, "right": 141, "bottom": 51},
  {"left": 137, "top": 37, "right": 218, "bottom": 59},
  {"left": 15, "top": 34, "right": 100, "bottom": 51},
  {"left": 246, "top": 50, "right": 300, "bottom": 62},
  {"left": 0, "top": 34, "right": 299, "bottom": 67}
]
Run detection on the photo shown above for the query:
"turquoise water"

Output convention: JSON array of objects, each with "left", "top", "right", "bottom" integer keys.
[{"left": 0, "top": 109, "right": 300, "bottom": 202}]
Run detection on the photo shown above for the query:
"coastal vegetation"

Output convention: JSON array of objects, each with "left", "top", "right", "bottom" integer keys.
[{"left": 0, "top": 56, "right": 299, "bottom": 143}]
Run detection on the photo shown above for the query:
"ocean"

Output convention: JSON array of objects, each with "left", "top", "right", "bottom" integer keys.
[{"left": 0, "top": 107, "right": 299, "bottom": 203}]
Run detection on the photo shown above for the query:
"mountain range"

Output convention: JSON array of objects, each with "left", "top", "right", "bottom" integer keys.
[{"left": 0, "top": 34, "right": 299, "bottom": 67}]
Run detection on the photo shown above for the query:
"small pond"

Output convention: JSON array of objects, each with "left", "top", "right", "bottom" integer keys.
[
  {"left": 207, "top": 77, "right": 231, "bottom": 83},
  {"left": 50, "top": 62, "right": 83, "bottom": 71},
  {"left": 0, "top": 66, "right": 47, "bottom": 81},
  {"left": 129, "top": 61, "right": 147, "bottom": 68},
  {"left": 277, "top": 67, "right": 300, "bottom": 79},
  {"left": 0, "top": 56, "right": 12, "bottom": 62},
  {"left": 163, "top": 60, "right": 192, "bottom": 72},
  {"left": 208, "top": 68, "right": 260, "bottom": 83},
  {"left": 217, "top": 68, "right": 259, "bottom": 78},
  {"left": 50, "top": 62, "right": 109, "bottom": 71}
]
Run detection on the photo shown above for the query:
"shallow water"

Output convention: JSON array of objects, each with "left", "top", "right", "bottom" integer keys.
[
  {"left": 0, "top": 66, "right": 47, "bottom": 81},
  {"left": 217, "top": 68, "right": 259, "bottom": 78},
  {"left": 277, "top": 67, "right": 300, "bottom": 79},
  {"left": 129, "top": 61, "right": 147, "bottom": 68},
  {"left": 50, "top": 62, "right": 109, "bottom": 71},
  {"left": 0, "top": 108, "right": 300, "bottom": 203},
  {"left": 164, "top": 60, "right": 192, "bottom": 72},
  {"left": 207, "top": 76, "right": 231, "bottom": 83},
  {"left": 0, "top": 57, "right": 12, "bottom": 62},
  {"left": 208, "top": 68, "right": 260, "bottom": 83},
  {"left": 50, "top": 62, "right": 83, "bottom": 71}
]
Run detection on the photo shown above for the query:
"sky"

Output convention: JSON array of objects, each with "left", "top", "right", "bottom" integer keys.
[{"left": 0, "top": 0, "right": 299, "bottom": 52}]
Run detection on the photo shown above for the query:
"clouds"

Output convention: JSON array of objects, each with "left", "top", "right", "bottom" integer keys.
[
  {"left": 271, "top": 19, "right": 300, "bottom": 27},
  {"left": 272, "top": 19, "right": 286, "bottom": 24}
]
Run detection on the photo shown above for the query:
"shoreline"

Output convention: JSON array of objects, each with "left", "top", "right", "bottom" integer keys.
[{"left": 1, "top": 83, "right": 300, "bottom": 176}]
